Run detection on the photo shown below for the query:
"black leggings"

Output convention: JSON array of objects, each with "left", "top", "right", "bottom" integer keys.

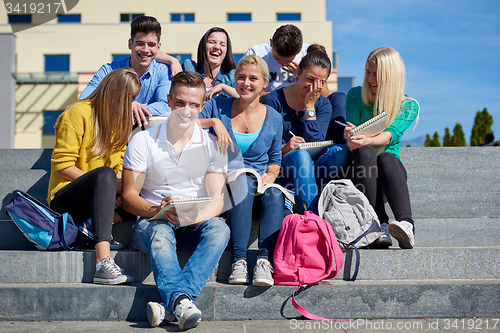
[
  {"left": 344, "top": 145, "right": 414, "bottom": 228},
  {"left": 50, "top": 166, "right": 117, "bottom": 244}
]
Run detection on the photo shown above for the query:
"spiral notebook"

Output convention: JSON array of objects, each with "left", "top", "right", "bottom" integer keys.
[
  {"left": 351, "top": 112, "right": 388, "bottom": 137},
  {"left": 149, "top": 197, "right": 212, "bottom": 224},
  {"left": 283, "top": 140, "right": 334, "bottom": 159}
]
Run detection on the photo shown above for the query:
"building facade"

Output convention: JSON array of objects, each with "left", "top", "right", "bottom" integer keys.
[{"left": 1, "top": 0, "right": 343, "bottom": 148}]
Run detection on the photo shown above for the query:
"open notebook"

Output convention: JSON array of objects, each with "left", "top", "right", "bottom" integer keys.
[
  {"left": 351, "top": 112, "right": 388, "bottom": 137},
  {"left": 283, "top": 140, "right": 335, "bottom": 160}
]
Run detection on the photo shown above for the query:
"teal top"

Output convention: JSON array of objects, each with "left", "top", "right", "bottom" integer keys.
[
  {"left": 233, "top": 128, "right": 262, "bottom": 154},
  {"left": 346, "top": 86, "right": 419, "bottom": 160}
]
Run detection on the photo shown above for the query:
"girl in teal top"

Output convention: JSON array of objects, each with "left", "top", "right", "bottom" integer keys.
[{"left": 344, "top": 47, "right": 420, "bottom": 249}]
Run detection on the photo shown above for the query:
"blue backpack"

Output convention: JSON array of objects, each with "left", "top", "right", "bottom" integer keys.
[{"left": 5, "top": 190, "right": 78, "bottom": 250}]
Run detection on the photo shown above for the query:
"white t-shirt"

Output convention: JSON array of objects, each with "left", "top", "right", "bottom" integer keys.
[
  {"left": 244, "top": 42, "right": 310, "bottom": 93},
  {"left": 123, "top": 120, "right": 228, "bottom": 206}
]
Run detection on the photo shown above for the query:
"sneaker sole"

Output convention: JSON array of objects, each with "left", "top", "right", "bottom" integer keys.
[
  {"left": 252, "top": 278, "right": 274, "bottom": 287},
  {"left": 389, "top": 224, "right": 413, "bottom": 249},
  {"left": 147, "top": 302, "right": 162, "bottom": 327},
  {"left": 93, "top": 275, "right": 133, "bottom": 285},
  {"left": 228, "top": 278, "right": 249, "bottom": 285},
  {"left": 178, "top": 310, "right": 201, "bottom": 330}
]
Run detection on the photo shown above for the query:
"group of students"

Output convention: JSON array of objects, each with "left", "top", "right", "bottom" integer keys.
[{"left": 47, "top": 15, "right": 419, "bottom": 330}]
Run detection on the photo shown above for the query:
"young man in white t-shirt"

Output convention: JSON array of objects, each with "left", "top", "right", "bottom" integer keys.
[
  {"left": 244, "top": 24, "right": 310, "bottom": 96},
  {"left": 122, "top": 71, "right": 229, "bottom": 331}
]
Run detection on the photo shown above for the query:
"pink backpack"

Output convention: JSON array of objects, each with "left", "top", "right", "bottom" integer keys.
[{"left": 273, "top": 211, "right": 347, "bottom": 321}]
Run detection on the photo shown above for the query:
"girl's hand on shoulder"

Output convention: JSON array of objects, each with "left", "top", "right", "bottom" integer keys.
[
  {"left": 205, "top": 85, "right": 224, "bottom": 101},
  {"left": 213, "top": 118, "right": 234, "bottom": 154}
]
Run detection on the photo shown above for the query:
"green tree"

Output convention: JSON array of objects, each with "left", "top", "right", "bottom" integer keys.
[
  {"left": 431, "top": 132, "right": 441, "bottom": 147},
  {"left": 424, "top": 134, "right": 432, "bottom": 147},
  {"left": 443, "top": 127, "right": 452, "bottom": 147},
  {"left": 451, "top": 123, "right": 466, "bottom": 146},
  {"left": 470, "top": 108, "right": 494, "bottom": 146}
]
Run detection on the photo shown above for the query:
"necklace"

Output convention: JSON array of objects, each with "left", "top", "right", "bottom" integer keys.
[
  {"left": 235, "top": 104, "right": 262, "bottom": 134},
  {"left": 239, "top": 113, "right": 250, "bottom": 133}
]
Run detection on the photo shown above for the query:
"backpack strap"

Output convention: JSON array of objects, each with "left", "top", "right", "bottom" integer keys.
[
  {"left": 338, "top": 239, "right": 360, "bottom": 281},
  {"left": 291, "top": 284, "right": 352, "bottom": 321},
  {"left": 60, "top": 213, "right": 74, "bottom": 251}
]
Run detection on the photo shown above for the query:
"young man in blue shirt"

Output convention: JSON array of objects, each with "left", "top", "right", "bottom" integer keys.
[{"left": 80, "top": 16, "right": 181, "bottom": 125}]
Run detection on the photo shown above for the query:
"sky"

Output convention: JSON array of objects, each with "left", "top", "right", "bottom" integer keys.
[{"left": 326, "top": 0, "right": 500, "bottom": 144}]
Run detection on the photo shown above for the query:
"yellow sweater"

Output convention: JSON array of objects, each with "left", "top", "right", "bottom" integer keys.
[{"left": 47, "top": 101, "right": 125, "bottom": 205}]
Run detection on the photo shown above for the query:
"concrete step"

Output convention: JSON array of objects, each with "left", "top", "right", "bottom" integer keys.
[
  {"left": 0, "top": 280, "right": 498, "bottom": 321},
  {"left": 1, "top": 244, "right": 499, "bottom": 284},
  {"left": 2, "top": 217, "right": 499, "bottom": 250}
]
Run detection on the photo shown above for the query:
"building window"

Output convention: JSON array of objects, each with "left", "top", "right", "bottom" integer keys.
[
  {"left": 276, "top": 13, "right": 301, "bottom": 21},
  {"left": 44, "top": 55, "right": 70, "bottom": 72},
  {"left": 8, "top": 14, "right": 32, "bottom": 24},
  {"left": 170, "top": 54, "right": 191, "bottom": 63},
  {"left": 57, "top": 14, "right": 81, "bottom": 23},
  {"left": 112, "top": 54, "right": 130, "bottom": 62},
  {"left": 331, "top": 51, "right": 338, "bottom": 70},
  {"left": 120, "top": 13, "right": 144, "bottom": 22},
  {"left": 233, "top": 54, "right": 245, "bottom": 64},
  {"left": 338, "top": 77, "right": 355, "bottom": 95},
  {"left": 43, "top": 111, "right": 64, "bottom": 135},
  {"left": 227, "top": 13, "right": 251, "bottom": 22},
  {"left": 171, "top": 13, "right": 194, "bottom": 22}
]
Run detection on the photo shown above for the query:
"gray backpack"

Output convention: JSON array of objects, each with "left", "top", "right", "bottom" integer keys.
[
  {"left": 318, "top": 179, "right": 383, "bottom": 249},
  {"left": 318, "top": 179, "right": 383, "bottom": 281}
]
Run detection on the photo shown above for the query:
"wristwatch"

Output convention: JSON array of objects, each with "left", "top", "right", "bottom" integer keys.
[{"left": 305, "top": 109, "right": 316, "bottom": 117}]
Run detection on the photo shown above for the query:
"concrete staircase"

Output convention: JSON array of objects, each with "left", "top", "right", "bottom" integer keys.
[{"left": 0, "top": 147, "right": 499, "bottom": 321}]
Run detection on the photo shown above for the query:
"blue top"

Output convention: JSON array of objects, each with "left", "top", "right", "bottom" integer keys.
[
  {"left": 262, "top": 88, "right": 332, "bottom": 144},
  {"left": 182, "top": 59, "right": 235, "bottom": 98},
  {"left": 233, "top": 128, "right": 262, "bottom": 154},
  {"left": 199, "top": 96, "right": 283, "bottom": 175},
  {"left": 79, "top": 57, "right": 172, "bottom": 116}
]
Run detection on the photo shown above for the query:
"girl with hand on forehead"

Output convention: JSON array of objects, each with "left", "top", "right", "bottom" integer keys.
[{"left": 263, "top": 50, "right": 348, "bottom": 214}]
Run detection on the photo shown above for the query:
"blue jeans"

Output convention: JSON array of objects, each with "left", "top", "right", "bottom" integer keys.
[
  {"left": 132, "top": 217, "right": 230, "bottom": 313},
  {"left": 227, "top": 175, "right": 284, "bottom": 263},
  {"left": 280, "top": 144, "right": 348, "bottom": 213}
]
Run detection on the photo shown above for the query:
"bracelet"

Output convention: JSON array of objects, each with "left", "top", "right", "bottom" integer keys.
[{"left": 268, "top": 170, "right": 278, "bottom": 179}]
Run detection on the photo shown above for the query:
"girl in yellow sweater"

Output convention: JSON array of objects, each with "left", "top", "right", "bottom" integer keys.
[{"left": 48, "top": 68, "right": 140, "bottom": 284}]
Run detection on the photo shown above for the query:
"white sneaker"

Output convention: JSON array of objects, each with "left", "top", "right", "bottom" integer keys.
[
  {"left": 389, "top": 221, "right": 415, "bottom": 249},
  {"left": 252, "top": 258, "right": 274, "bottom": 287},
  {"left": 146, "top": 301, "right": 176, "bottom": 327},
  {"left": 228, "top": 259, "right": 249, "bottom": 285},
  {"left": 173, "top": 298, "right": 201, "bottom": 331}
]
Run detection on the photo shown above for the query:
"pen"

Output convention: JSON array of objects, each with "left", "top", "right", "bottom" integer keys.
[
  {"left": 335, "top": 120, "right": 348, "bottom": 127},
  {"left": 289, "top": 130, "right": 296, "bottom": 137}
]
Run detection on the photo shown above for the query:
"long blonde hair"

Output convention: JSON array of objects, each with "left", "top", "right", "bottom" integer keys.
[
  {"left": 361, "top": 47, "right": 419, "bottom": 127},
  {"left": 84, "top": 68, "right": 141, "bottom": 157}
]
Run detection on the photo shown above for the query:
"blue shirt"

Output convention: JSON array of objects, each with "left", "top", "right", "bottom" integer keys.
[
  {"left": 262, "top": 88, "right": 332, "bottom": 144},
  {"left": 182, "top": 59, "right": 235, "bottom": 98},
  {"left": 79, "top": 57, "right": 172, "bottom": 116},
  {"left": 199, "top": 96, "right": 283, "bottom": 175}
]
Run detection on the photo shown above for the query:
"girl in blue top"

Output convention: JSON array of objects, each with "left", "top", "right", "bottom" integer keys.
[
  {"left": 199, "top": 55, "right": 283, "bottom": 287},
  {"left": 183, "top": 27, "right": 239, "bottom": 100},
  {"left": 263, "top": 51, "right": 349, "bottom": 214},
  {"left": 344, "top": 47, "right": 420, "bottom": 249}
]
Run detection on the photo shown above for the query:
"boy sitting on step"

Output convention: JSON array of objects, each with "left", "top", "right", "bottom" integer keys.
[{"left": 122, "top": 71, "right": 229, "bottom": 330}]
